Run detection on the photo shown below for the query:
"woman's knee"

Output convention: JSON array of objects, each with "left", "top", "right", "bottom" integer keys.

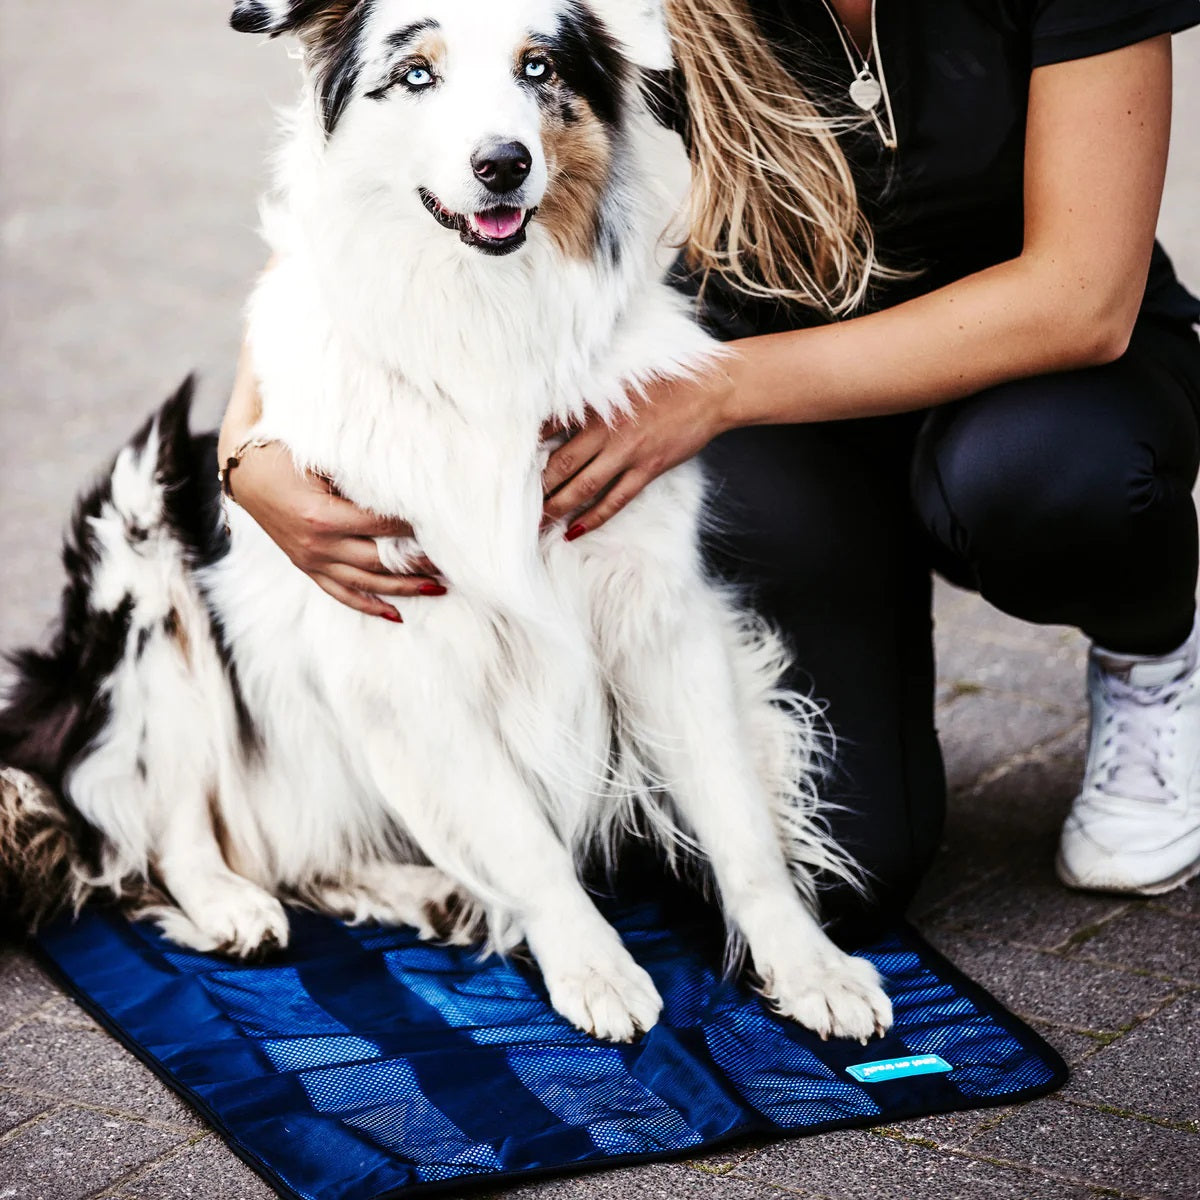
[{"left": 912, "top": 372, "right": 1198, "bottom": 573}]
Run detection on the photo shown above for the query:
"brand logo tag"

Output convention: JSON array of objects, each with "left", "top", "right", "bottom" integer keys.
[{"left": 846, "top": 1054, "right": 953, "bottom": 1083}]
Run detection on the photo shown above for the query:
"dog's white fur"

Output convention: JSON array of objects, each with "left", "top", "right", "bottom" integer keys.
[{"left": 45, "top": 0, "right": 892, "bottom": 1042}]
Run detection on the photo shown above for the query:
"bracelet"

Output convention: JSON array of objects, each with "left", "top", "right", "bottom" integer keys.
[{"left": 217, "top": 437, "right": 277, "bottom": 504}]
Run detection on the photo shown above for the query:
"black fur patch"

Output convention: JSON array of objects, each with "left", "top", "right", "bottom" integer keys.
[
  {"left": 231, "top": 1, "right": 336, "bottom": 35},
  {"left": 230, "top": 1, "right": 277, "bottom": 33},
  {"left": 639, "top": 67, "right": 686, "bottom": 136},
  {"left": 383, "top": 19, "right": 439, "bottom": 55},
  {"left": 0, "top": 378, "right": 257, "bottom": 799},
  {"left": 550, "top": 2, "right": 631, "bottom": 128},
  {"left": 318, "top": 3, "right": 376, "bottom": 134},
  {"left": 230, "top": 3, "right": 373, "bottom": 135}
]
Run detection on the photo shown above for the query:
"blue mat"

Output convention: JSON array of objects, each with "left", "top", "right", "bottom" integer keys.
[{"left": 35, "top": 883, "right": 1065, "bottom": 1199}]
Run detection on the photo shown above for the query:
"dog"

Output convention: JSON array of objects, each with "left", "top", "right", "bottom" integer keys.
[{"left": 0, "top": 0, "right": 891, "bottom": 1044}]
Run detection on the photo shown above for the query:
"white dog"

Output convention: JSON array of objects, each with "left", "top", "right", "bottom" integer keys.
[{"left": 0, "top": 0, "right": 891, "bottom": 1044}]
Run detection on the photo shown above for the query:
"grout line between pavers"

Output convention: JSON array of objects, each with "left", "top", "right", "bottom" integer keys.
[
  {"left": 0, "top": 1101, "right": 64, "bottom": 1149},
  {"left": 1049, "top": 1092, "right": 1200, "bottom": 1135},
  {"left": 1047, "top": 902, "right": 1134, "bottom": 955},
  {"left": 1065, "top": 949, "right": 1200, "bottom": 989},
  {"left": 1021, "top": 987, "right": 1188, "bottom": 1053},
  {"left": 796, "top": 1122, "right": 1156, "bottom": 1200},
  {"left": 0, "top": 1004, "right": 56, "bottom": 1043},
  {"left": 911, "top": 863, "right": 1010, "bottom": 927},
  {"left": 0, "top": 1085, "right": 203, "bottom": 1136},
  {"left": 941, "top": 624, "right": 1086, "bottom": 654},
  {"left": 934, "top": 682, "right": 1080, "bottom": 716},
  {"left": 960, "top": 716, "right": 1089, "bottom": 798},
  {"left": 922, "top": 925, "right": 1194, "bottom": 993},
  {"left": 88, "top": 1130, "right": 213, "bottom": 1200},
  {"left": 1149, "top": 902, "right": 1200, "bottom": 924},
  {"left": 911, "top": 711, "right": 1090, "bottom": 918},
  {"left": 27, "top": 993, "right": 100, "bottom": 1032},
  {"left": 722, "top": 1172, "right": 831, "bottom": 1199},
  {"left": 684, "top": 1141, "right": 770, "bottom": 1177}
]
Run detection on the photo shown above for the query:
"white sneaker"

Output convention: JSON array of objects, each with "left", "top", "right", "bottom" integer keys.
[{"left": 1057, "top": 620, "right": 1200, "bottom": 895}]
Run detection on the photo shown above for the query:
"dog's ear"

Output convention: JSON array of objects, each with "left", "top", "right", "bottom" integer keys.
[
  {"left": 595, "top": 0, "right": 674, "bottom": 70},
  {"left": 230, "top": 1, "right": 342, "bottom": 37}
]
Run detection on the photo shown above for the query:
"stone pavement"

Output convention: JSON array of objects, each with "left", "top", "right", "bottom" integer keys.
[{"left": 1, "top": 3, "right": 1199, "bottom": 1198}]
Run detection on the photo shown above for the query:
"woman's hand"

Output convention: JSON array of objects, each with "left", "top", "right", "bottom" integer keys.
[
  {"left": 228, "top": 442, "right": 444, "bottom": 623},
  {"left": 222, "top": 328, "right": 443, "bottom": 622},
  {"left": 541, "top": 355, "right": 740, "bottom": 538}
]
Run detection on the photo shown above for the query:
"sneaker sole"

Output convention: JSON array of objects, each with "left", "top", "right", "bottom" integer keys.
[{"left": 1055, "top": 848, "right": 1200, "bottom": 897}]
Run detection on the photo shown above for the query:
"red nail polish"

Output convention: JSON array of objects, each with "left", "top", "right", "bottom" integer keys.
[
  {"left": 380, "top": 610, "right": 403, "bottom": 623},
  {"left": 419, "top": 583, "right": 448, "bottom": 597},
  {"left": 565, "top": 524, "right": 587, "bottom": 542}
]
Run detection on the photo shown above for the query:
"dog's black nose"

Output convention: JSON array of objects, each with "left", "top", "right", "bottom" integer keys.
[{"left": 472, "top": 141, "right": 532, "bottom": 193}]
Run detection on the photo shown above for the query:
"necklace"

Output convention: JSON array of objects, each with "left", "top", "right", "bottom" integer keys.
[{"left": 816, "top": 0, "right": 898, "bottom": 150}]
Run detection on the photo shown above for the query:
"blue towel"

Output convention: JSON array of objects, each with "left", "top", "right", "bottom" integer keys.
[{"left": 35, "top": 882, "right": 1065, "bottom": 1200}]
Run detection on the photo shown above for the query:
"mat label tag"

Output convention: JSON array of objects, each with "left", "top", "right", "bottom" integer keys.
[{"left": 846, "top": 1054, "right": 953, "bottom": 1083}]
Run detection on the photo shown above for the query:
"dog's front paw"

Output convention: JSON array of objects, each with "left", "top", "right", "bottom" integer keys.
[
  {"left": 761, "top": 950, "right": 892, "bottom": 1043},
  {"left": 153, "top": 877, "right": 291, "bottom": 960},
  {"left": 544, "top": 952, "right": 663, "bottom": 1043}
]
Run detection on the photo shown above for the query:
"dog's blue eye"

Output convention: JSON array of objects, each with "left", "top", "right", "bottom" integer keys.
[
  {"left": 524, "top": 58, "right": 551, "bottom": 81},
  {"left": 404, "top": 66, "right": 434, "bottom": 89}
]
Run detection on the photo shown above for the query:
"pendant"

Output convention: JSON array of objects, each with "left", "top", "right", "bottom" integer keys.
[{"left": 849, "top": 66, "right": 882, "bottom": 111}]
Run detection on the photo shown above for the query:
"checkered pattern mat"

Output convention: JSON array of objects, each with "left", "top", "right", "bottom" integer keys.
[{"left": 36, "top": 885, "right": 1065, "bottom": 1199}]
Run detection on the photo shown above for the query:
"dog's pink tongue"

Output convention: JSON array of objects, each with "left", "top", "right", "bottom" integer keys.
[{"left": 474, "top": 207, "right": 524, "bottom": 240}]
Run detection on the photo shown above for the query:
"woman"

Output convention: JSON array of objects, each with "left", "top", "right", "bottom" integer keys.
[{"left": 220, "top": 0, "right": 1200, "bottom": 924}]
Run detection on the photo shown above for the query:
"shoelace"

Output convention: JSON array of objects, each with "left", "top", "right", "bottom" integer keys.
[{"left": 1090, "top": 669, "right": 1187, "bottom": 808}]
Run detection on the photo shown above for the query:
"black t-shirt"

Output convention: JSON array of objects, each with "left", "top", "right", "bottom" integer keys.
[{"left": 666, "top": 0, "right": 1200, "bottom": 333}]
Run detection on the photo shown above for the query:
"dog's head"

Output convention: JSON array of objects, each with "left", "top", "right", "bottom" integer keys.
[{"left": 231, "top": 0, "right": 670, "bottom": 260}]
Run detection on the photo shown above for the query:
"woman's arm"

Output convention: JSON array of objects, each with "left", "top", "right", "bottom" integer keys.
[
  {"left": 544, "top": 35, "right": 1173, "bottom": 532},
  {"left": 220, "top": 336, "right": 444, "bottom": 622}
]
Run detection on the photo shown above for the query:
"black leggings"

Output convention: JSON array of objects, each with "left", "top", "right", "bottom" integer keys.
[{"left": 700, "top": 316, "right": 1200, "bottom": 928}]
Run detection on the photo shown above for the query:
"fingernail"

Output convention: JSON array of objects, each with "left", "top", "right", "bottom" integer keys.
[
  {"left": 419, "top": 583, "right": 447, "bottom": 597},
  {"left": 565, "top": 524, "right": 587, "bottom": 542},
  {"left": 380, "top": 610, "right": 403, "bottom": 623}
]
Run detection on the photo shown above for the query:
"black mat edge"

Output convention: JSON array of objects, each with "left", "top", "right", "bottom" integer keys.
[{"left": 30, "top": 919, "right": 1068, "bottom": 1200}]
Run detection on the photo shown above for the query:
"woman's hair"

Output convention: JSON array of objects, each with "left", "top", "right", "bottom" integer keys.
[{"left": 663, "top": 0, "right": 881, "bottom": 316}]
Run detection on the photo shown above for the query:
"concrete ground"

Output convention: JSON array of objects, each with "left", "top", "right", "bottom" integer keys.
[{"left": 1, "top": 2, "right": 1199, "bottom": 1197}]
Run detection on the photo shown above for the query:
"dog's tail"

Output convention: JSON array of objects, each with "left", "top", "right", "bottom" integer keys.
[
  {"left": 0, "top": 377, "right": 224, "bottom": 933},
  {"left": 0, "top": 766, "right": 94, "bottom": 932}
]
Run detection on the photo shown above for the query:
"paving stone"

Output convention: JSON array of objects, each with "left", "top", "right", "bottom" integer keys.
[
  {"left": 1068, "top": 907, "right": 1200, "bottom": 985},
  {"left": 935, "top": 625, "right": 1087, "bottom": 713},
  {"left": 873, "top": 1107, "right": 1016, "bottom": 1151},
  {"left": 481, "top": 1162, "right": 786, "bottom": 1199},
  {"left": 924, "top": 861, "right": 1130, "bottom": 952},
  {"left": 1026, "top": 1023, "right": 1103, "bottom": 1069},
  {"left": 0, "top": 1021, "right": 200, "bottom": 1128},
  {"left": 113, "top": 1134, "right": 274, "bottom": 1200},
  {"left": 1064, "top": 992, "right": 1200, "bottom": 1126},
  {"left": 921, "top": 931, "right": 1177, "bottom": 1033},
  {"left": 0, "top": 1089, "right": 53, "bottom": 1138},
  {"left": 732, "top": 1124, "right": 1090, "bottom": 1199},
  {"left": 934, "top": 593, "right": 1038, "bottom": 647},
  {"left": 970, "top": 1099, "right": 1200, "bottom": 1199},
  {"left": 0, "top": 1105, "right": 182, "bottom": 1200},
  {"left": 1154, "top": 882, "right": 1200, "bottom": 920},
  {"left": 931, "top": 575, "right": 975, "bottom": 619},
  {"left": 910, "top": 730, "right": 1086, "bottom": 918},
  {"left": 936, "top": 694, "right": 1079, "bottom": 794},
  {"left": 34, "top": 991, "right": 99, "bottom": 1030},
  {"left": 0, "top": 950, "right": 57, "bottom": 1032}
]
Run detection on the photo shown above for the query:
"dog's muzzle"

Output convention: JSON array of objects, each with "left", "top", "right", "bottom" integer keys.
[{"left": 419, "top": 189, "right": 536, "bottom": 257}]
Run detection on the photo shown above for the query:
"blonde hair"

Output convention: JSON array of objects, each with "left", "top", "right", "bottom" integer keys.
[{"left": 663, "top": 0, "right": 883, "bottom": 316}]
